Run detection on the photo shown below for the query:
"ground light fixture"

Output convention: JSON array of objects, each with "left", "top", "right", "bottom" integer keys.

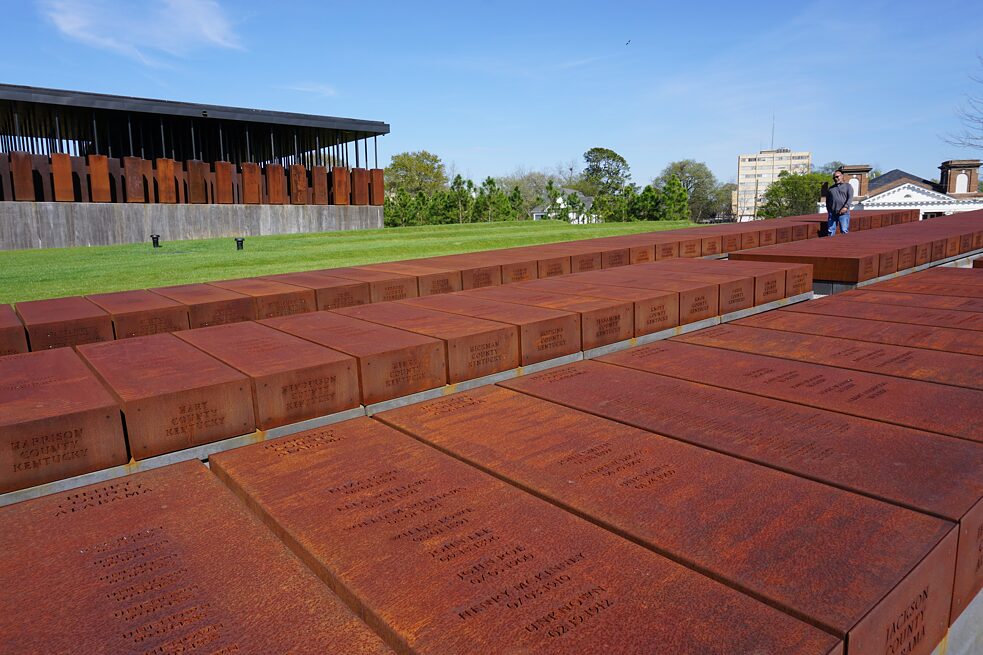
[
  {"left": 150, "top": 234, "right": 161, "bottom": 248},
  {"left": 235, "top": 237, "right": 245, "bottom": 250}
]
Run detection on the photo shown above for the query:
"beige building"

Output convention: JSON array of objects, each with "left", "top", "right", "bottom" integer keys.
[{"left": 733, "top": 148, "right": 812, "bottom": 220}]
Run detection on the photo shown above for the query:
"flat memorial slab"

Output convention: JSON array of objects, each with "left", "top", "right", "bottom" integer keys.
[
  {"left": 378, "top": 386, "right": 959, "bottom": 648},
  {"left": 867, "top": 280, "right": 983, "bottom": 299},
  {"left": 262, "top": 270, "right": 371, "bottom": 310},
  {"left": 208, "top": 278, "right": 316, "bottom": 319},
  {"left": 78, "top": 334, "right": 255, "bottom": 459},
  {"left": 498, "top": 359, "right": 983, "bottom": 622},
  {"left": 176, "top": 322, "right": 359, "bottom": 430},
  {"left": 837, "top": 289, "right": 983, "bottom": 313},
  {"left": 0, "top": 349, "right": 127, "bottom": 493},
  {"left": 87, "top": 289, "right": 190, "bottom": 339},
  {"left": 150, "top": 283, "right": 254, "bottom": 328},
  {"left": 786, "top": 297, "right": 983, "bottom": 332},
  {"left": 333, "top": 303, "right": 518, "bottom": 383},
  {"left": 581, "top": 270, "right": 719, "bottom": 324},
  {"left": 598, "top": 341, "right": 983, "bottom": 443},
  {"left": 262, "top": 312, "right": 446, "bottom": 404},
  {"left": 360, "top": 261, "right": 464, "bottom": 296},
  {"left": 322, "top": 266, "right": 419, "bottom": 302},
  {"left": 210, "top": 418, "right": 842, "bottom": 655},
  {"left": 14, "top": 296, "right": 113, "bottom": 350},
  {"left": 402, "top": 294, "right": 581, "bottom": 366},
  {"left": 0, "top": 304, "right": 28, "bottom": 356},
  {"left": 0, "top": 461, "right": 391, "bottom": 654},
  {"left": 675, "top": 324, "right": 983, "bottom": 390}
]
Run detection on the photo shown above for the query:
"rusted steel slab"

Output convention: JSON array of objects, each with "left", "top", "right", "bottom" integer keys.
[
  {"left": 87, "top": 154, "right": 111, "bottom": 202},
  {"left": 210, "top": 418, "right": 842, "bottom": 655},
  {"left": 312, "top": 165, "right": 329, "bottom": 205},
  {"left": 176, "top": 322, "right": 359, "bottom": 429},
  {"left": 87, "top": 289, "right": 190, "bottom": 339},
  {"left": 289, "top": 164, "right": 308, "bottom": 204},
  {"left": 0, "top": 304, "right": 28, "bottom": 356},
  {"left": 262, "top": 270, "right": 371, "bottom": 310},
  {"left": 214, "top": 160, "right": 234, "bottom": 204},
  {"left": 378, "top": 386, "right": 959, "bottom": 647},
  {"left": 331, "top": 166, "right": 350, "bottom": 204},
  {"left": 185, "top": 160, "right": 208, "bottom": 203},
  {"left": 402, "top": 294, "right": 581, "bottom": 366},
  {"left": 321, "top": 267, "right": 418, "bottom": 303},
  {"left": 837, "top": 289, "right": 983, "bottom": 313},
  {"left": 423, "top": 254, "right": 503, "bottom": 289},
  {"left": 576, "top": 270, "right": 718, "bottom": 324},
  {"left": 0, "top": 349, "right": 127, "bottom": 493},
  {"left": 465, "top": 286, "right": 633, "bottom": 350},
  {"left": 0, "top": 461, "right": 391, "bottom": 654},
  {"left": 735, "top": 310, "right": 983, "bottom": 357},
  {"left": 50, "top": 152, "right": 74, "bottom": 201},
  {"left": 638, "top": 265, "right": 755, "bottom": 313},
  {"left": 369, "top": 168, "right": 385, "bottom": 205},
  {"left": 864, "top": 281, "right": 983, "bottom": 299},
  {"left": 265, "top": 163, "right": 286, "bottom": 204},
  {"left": 906, "top": 268, "right": 983, "bottom": 286},
  {"left": 208, "top": 278, "right": 315, "bottom": 319},
  {"left": 9, "top": 152, "right": 34, "bottom": 201},
  {"left": 675, "top": 324, "right": 983, "bottom": 390},
  {"left": 77, "top": 334, "right": 255, "bottom": 459},
  {"left": 261, "top": 312, "right": 445, "bottom": 404},
  {"left": 499, "top": 360, "right": 983, "bottom": 623},
  {"left": 360, "top": 261, "right": 463, "bottom": 296},
  {"left": 156, "top": 158, "right": 177, "bottom": 203},
  {"left": 241, "top": 162, "right": 261, "bottom": 204},
  {"left": 351, "top": 167, "right": 370, "bottom": 205},
  {"left": 149, "top": 283, "right": 254, "bottom": 328},
  {"left": 14, "top": 296, "right": 114, "bottom": 350},
  {"left": 123, "top": 157, "right": 146, "bottom": 202},
  {"left": 334, "top": 302, "right": 518, "bottom": 383},
  {"left": 598, "top": 341, "right": 983, "bottom": 442},
  {"left": 786, "top": 297, "right": 983, "bottom": 331}
]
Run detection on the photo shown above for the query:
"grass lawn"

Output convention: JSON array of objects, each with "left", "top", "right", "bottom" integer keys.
[{"left": 0, "top": 220, "right": 694, "bottom": 304}]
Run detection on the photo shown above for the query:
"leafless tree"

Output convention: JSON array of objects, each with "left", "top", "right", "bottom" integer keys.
[{"left": 947, "top": 56, "right": 983, "bottom": 150}]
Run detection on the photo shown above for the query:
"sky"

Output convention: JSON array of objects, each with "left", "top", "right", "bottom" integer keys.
[{"left": 3, "top": 0, "right": 982, "bottom": 187}]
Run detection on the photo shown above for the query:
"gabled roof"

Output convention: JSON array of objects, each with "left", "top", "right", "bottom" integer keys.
[{"left": 868, "top": 169, "right": 937, "bottom": 194}]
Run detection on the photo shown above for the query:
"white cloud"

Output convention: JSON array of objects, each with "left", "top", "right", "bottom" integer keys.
[{"left": 39, "top": 0, "right": 242, "bottom": 66}]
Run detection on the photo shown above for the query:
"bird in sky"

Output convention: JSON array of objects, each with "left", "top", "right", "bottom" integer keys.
[{"left": 625, "top": 39, "right": 631, "bottom": 46}]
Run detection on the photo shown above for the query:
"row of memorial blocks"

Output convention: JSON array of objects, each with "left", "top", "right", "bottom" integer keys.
[{"left": 0, "top": 151, "right": 384, "bottom": 206}]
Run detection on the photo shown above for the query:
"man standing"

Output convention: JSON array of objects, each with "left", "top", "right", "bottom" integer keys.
[{"left": 825, "top": 169, "right": 853, "bottom": 236}]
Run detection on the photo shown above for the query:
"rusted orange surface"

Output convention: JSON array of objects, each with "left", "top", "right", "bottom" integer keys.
[
  {"left": 867, "top": 280, "right": 983, "bottom": 299},
  {"left": 907, "top": 267, "right": 983, "bottom": 286},
  {"left": 265, "top": 163, "right": 286, "bottom": 204},
  {"left": 323, "top": 267, "right": 418, "bottom": 302},
  {"left": 185, "top": 160, "right": 207, "bottom": 203},
  {"left": 378, "top": 386, "right": 958, "bottom": 648},
  {"left": 0, "top": 349, "right": 126, "bottom": 493},
  {"left": 176, "top": 322, "right": 358, "bottom": 429},
  {"left": 312, "top": 165, "right": 329, "bottom": 204},
  {"left": 261, "top": 312, "right": 445, "bottom": 404},
  {"left": 213, "top": 161, "right": 234, "bottom": 204},
  {"left": 579, "top": 269, "right": 718, "bottom": 324},
  {"left": 156, "top": 158, "right": 177, "bottom": 203},
  {"left": 10, "top": 152, "right": 34, "bottom": 200},
  {"left": 331, "top": 166, "right": 350, "bottom": 204},
  {"left": 87, "top": 154, "right": 111, "bottom": 202},
  {"left": 123, "top": 156, "right": 146, "bottom": 202},
  {"left": 360, "top": 261, "right": 463, "bottom": 296},
  {"left": 210, "top": 418, "right": 842, "bottom": 655},
  {"left": 369, "top": 168, "right": 385, "bottom": 205},
  {"left": 150, "top": 283, "right": 254, "bottom": 328},
  {"left": 208, "top": 278, "right": 315, "bottom": 319},
  {"left": 0, "top": 304, "right": 28, "bottom": 356},
  {"left": 77, "top": 334, "right": 255, "bottom": 459},
  {"left": 787, "top": 296, "right": 983, "bottom": 331},
  {"left": 241, "top": 162, "right": 261, "bottom": 204},
  {"left": 289, "top": 164, "right": 308, "bottom": 204},
  {"left": 653, "top": 259, "right": 791, "bottom": 305},
  {"left": 87, "top": 289, "right": 190, "bottom": 339},
  {"left": 0, "top": 461, "right": 391, "bottom": 654},
  {"left": 839, "top": 289, "right": 983, "bottom": 313},
  {"left": 351, "top": 167, "right": 370, "bottom": 205},
  {"left": 14, "top": 296, "right": 113, "bottom": 350},
  {"left": 50, "top": 152, "right": 74, "bottom": 201},
  {"left": 334, "top": 303, "right": 518, "bottom": 383},
  {"left": 262, "top": 270, "right": 371, "bottom": 309}
]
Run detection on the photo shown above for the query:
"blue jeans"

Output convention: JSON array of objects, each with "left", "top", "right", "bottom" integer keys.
[{"left": 827, "top": 211, "right": 850, "bottom": 236}]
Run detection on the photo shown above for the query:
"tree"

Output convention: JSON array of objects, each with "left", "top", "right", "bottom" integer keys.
[
  {"left": 581, "top": 147, "right": 631, "bottom": 197},
  {"left": 713, "top": 182, "right": 737, "bottom": 218},
  {"left": 947, "top": 55, "right": 983, "bottom": 149},
  {"left": 757, "top": 171, "right": 828, "bottom": 219},
  {"left": 659, "top": 175, "right": 690, "bottom": 221},
  {"left": 652, "top": 160, "right": 718, "bottom": 221},
  {"left": 817, "top": 161, "right": 845, "bottom": 174},
  {"left": 385, "top": 151, "right": 448, "bottom": 196},
  {"left": 629, "top": 185, "right": 662, "bottom": 221},
  {"left": 497, "top": 169, "right": 552, "bottom": 217}
]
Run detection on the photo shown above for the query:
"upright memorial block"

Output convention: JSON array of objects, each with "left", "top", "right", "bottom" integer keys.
[
  {"left": 210, "top": 419, "right": 842, "bottom": 655},
  {"left": 0, "top": 304, "right": 28, "bottom": 356},
  {"left": 176, "top": 322, "right": 359, "bottom": 429},
  {"left": 213, "top": 161, "right": 234, "bottom": 204},
  {"left": 185, "top": 160, "right": 208, "bottom": 203},
  {"left": 241, "top": 161, "right": 262, "bottom": 204},
  {"left": 331, "top": 166, "right": 350, "bottom": 204},
  {"left": 312, "top": 165, "right": 329, "bottom": 204},
  {"left": 263, "top": 270, "right": 371, "bottom": 310},
  {"left": 9, "top": 152, "right": 35, "bottom": 201},
  {"left": 0, "top": 462, "right": 391, "bottom": 654},
  {"left": 499, "top": 360, "right": 983, "bottom": 623},
  {"left": 351, "top": 168, "right": 370, "bottom": 205},
  {"left": 87, "top": 154, "right": 111, "bottom": 202},
  {"left": 78, "top": 334, "right": 255, "bottom": 459},
  {"left": 403, "top": 294, "right": 581, "bottom": 366},
  {"left": 0, "top": 349, "right": 127, "bottom": 493},
  {"left": 150, "top": 284, "right": 254, "bottom": 328},
  {"left": 50, "top": 152, "right": 75, "bottom": 202},
  {"left": 321, "top": 267, "right": 418, "bottom": 303},
  {"left": 334, "top": 302, "right": 519, "bottom": 383},
  {"left": 123, "top": 156, "right": 146, "bottom": 202},
  {"left": 87, "top": 289, "right": 190, "bottom": 339},
  {"left": 289, "top": 164, "right": 308, "bottom": 204},
  {"left": 262, "top": 312, "right": 446, "bottom": 404},
  {"left": 378, "top": 386, "right": 959, "bottom": 652},
  {"left": 208, "top": 278, "right": 316, "bottom": 319},
  {"left": 369, "top": 168, "right": 385, "bottom": 205},
  {"left": 155, "top": 158, "right": 177, "bottom": 203},
  {"left": 14, "top": 296, "right": 114, "bottom": 350},
  {"left": 266, "top": 163, "right": 286, "bottom": 204}
]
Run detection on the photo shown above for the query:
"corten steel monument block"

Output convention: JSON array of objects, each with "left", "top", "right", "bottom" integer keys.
[
  {"left": 653, "top": 259, "right": 800, "bottom": 305},
  {"left": 866, "top": 281, "right": 983, "bottom": 300},
  {"left": 599, "top": 341, "right": 983, "bottom": 443},
  {"left": 77, "top": 334, "right": 255, "bottom": 459},
  {"left": 123, "top": 156, "right": 146, "bottom": 202},
  {"left": 369, "top": 168, "right": 384, "bottom": 205},
  {"left": 642, "top": 267, "right": 754, "bottom": 313},
  {"left": 209, "top": 419, "right": 842, "bottom": 655},
  {"left": 9, "top": 152, "right": 34, "bottom": 201},
  {"left": 422, "top": 254, "right": 503, "bottom": 289},
  {"left": 378, "top": 386, "right": 959, "bottom": 651},
  {"left": 176, "top": 322, "right": 359, "bottom": 430},
  {"left": 0, "top": 305, "right": 28, "bottom": 356},
  {"left": 0, "top": 349, "right": 126, "bottom": 493},
  {"left": 320, "top": 267, "right": 418, "bottom": 303},
  {"left": 465, "top": 286, "right": 634, "bottom": 350},
  {"left": 403, "top": 294, "right": 581, "bottom": 366},
  {"left": 262, "top": 270, "right": 371, "bottom": 310},
  {"left": 289, "top": 164, "right": 308, "bottom": 204},
  {"left": 908, "top": 267, "right": 983, "bottom": 286},
  {"left": 241, "top": 161, "right": 261, "bottom": 204},
  {"left": 14, "top": 296, "right": 114, "bottom": 350},
  {"left": 265, "top": 163, "right": 286, "bottom": 204},
  {"left": 312, "top": 165, "right": 329, "bottom": 204},
  {"left": 787, "top": 297, "right": 983, "bottom": 332},
  {"left": 87, "top": 154, "right": 111, "bottom": 202},
  {"left": 87, "top": 289, "right": 190, "bottom": 339},
  {"left": 676, "top": 324, "right": 983, "bottom": 391},
  {"left": 185, "top": 160, "right": 208, "bottom": 203},
  {"left": 262, "top": 312, "right": 446, "bottom": 404},
  {"left": 155, "top": 158, "right": 177, "bottom": 203},
  {"left": 0, "top": 462, "right": 391, "bottom": 654},
  {"left": 838, "top": 289, "right": 983, "bottom": 314},
  {"left": 351, "top": 167, "right": 370, "bottom": 205},
  {"left": 735, "top": 310, "right": 983, "bottom": 357},
  {"left": 150, "top": 283, "right": 254, "bottom": 329},
  {"left": 331, "top": 166, "right": 350, "bottom": 205},
  {"left": 213, "top": 160, "right": 234, "bottom": 204},
  {"left": 580, "top": 271, "right": 718, "bottom": 324},
  {"left": 360, "top": 261, "right": 464, "bottom": 296},
  {"left": 50, "top": 152, "right": 74, "bottom": 202},
  {"left": 334, "top": 303, "right": 519, "bottom": 383},
  {"left": 208, "top": 278, "right": 316, "bottom": 319},
  {"left": 498, "top": 360, "right": 983, "bottom": 623}
]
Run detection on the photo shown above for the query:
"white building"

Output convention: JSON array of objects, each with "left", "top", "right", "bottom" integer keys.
[
  {"left": 530, "top": 188, "right": 598, "bottom": 224},
  {"left": 733, "top": 147, "right": 812, "bottom": 220}
]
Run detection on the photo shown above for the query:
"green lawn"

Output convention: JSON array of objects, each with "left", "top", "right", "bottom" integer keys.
[{"left": 0, "top": 220, "right": 693, "bottom": 304}]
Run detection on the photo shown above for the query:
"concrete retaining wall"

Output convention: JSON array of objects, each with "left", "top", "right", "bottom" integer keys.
[{"left": 0, "top": 202, "right": 384, "bottom": 250}]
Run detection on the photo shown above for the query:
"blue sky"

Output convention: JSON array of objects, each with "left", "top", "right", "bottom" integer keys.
[{"left": 3, "top": 0, "right": 982, "bottom": 186}]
